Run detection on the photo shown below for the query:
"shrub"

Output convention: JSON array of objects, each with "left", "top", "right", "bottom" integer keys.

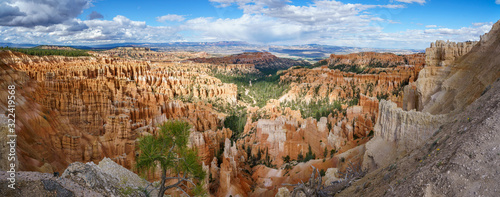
[
  {"left": 136, "top": 120, "right": 206, "bottom": 197},
  {"left": 225, "top": 111, "right": 247, "bottom": 141},
  {"left": 282, "top": 155, "right": 291, "bottom": 163},
  {"left": 320, "top": 169, "right": 326, "bottom": 177}
]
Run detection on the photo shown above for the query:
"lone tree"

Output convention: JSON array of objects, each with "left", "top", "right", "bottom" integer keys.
[{"left": 136, "top": 120, "right": 206, "bottom": 197}]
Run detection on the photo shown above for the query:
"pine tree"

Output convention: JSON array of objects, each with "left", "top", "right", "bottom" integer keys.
[{"left": 136, "top": 120, "right": 206, "bottom": 197}]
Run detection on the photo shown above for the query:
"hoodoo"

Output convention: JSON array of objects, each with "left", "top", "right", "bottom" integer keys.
[{"left": 0, "top": 2, "right": 498, "bottom": 196}]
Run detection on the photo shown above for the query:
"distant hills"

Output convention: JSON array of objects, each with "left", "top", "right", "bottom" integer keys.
[{"left": 0, "top": 41, "right": 423, "bottom": 61}]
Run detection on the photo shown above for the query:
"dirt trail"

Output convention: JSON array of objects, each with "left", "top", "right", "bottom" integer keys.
[{"left": 245, "top": 88, "right": 257, "bottom": 105}]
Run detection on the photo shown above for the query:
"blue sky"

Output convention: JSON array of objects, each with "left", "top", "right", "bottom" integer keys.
[{"left": 0, "top": 0, "right": 499, "bottom": 49}]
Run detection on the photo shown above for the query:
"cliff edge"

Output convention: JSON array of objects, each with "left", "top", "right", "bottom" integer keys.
[{"left": 344, "top": 19, "right": 500, "bottom": 197}]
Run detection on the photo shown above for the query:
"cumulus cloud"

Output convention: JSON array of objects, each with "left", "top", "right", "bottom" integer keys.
[
  {"left": 0, "top": 0, "right": 493, "bottom": 49},
  {"left": 186, "top": 15, "right": 309, "bottom": 43},
  {"left": 496, "top": 0, "right": 500, "bottom": 5},
  {"left": 373, "top": 22, "right": 492, "bottom": 48},
  {"left": 395, "top": 0, "right": 426, "bottom": 4},
  {"left": 0, "top": 15, "right": 182, "bottom": 44},
  {"left": 156, "top": 14, "right": 186, "bottom": 22},
  {"left": 0, "top": 2, "right": 26, "bottom": 24},
  {"left": 188, "top": 0, "right": 402, "bottom": 44},
  {"left": 0, "top": 0, "right": 91, "bottom": 27},
  {"left": 87, "top": 11, "right": 104, "bottom": 20},
  {"left": 187, "top": 0, "right": 492, "bottom": 49}
]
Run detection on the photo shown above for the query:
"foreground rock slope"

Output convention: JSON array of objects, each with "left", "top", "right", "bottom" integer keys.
[
  {"left": 0, "top": 158, "right": 156, "bottom": 197},
  {"left": 337, "top": 20, "right": 500, "bottom": 197}
]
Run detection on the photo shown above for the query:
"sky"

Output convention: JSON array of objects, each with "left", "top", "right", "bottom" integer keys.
[{"left": 0, "top": 0, "right": 499, "bottom": 49}]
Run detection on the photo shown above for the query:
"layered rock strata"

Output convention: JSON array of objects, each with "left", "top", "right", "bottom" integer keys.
[
  {"left": 363, "top": 20, "right": 500, "bottom": 174},
  {"left": 362, "top": 100, "right": 444, "bottom": 170},
  {"left": 189, "top": 52, "right": 311, "bottom": 70},
  {"left": 328, "top": 52, "right": 425, "bottom": 68},
  {"left": 0, "top": 51, "right": 244, "bottom": 174}
]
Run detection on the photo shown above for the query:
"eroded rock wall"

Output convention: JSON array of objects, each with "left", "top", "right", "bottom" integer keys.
[
  {"left": 0, "top": 51, "right": 241, "bottom": 174},
  {"left": 328, "top": 52, "right": 425, "bottom": 68},
  {"left": 363, "top": 100, "right": 444, "bottom": 170},
  {"left": 425, "top": 40, "right": 477, "bottom": 67},
  {"left": 189, "top": 52, "right": 311, "bottom": 70},
  {"left": 279, "top": 66, "right": 414, "bottom": 107},
  {"left": 365, "top": 20, "right": 500, "bottom": 173}
]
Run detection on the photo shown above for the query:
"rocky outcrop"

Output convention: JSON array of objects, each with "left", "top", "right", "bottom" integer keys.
[
  {"left": 424, "top": 40, "right": 477, "bottom": 67},
  {"left": 279, "top": 66, "right": 415, "bottom": 107},
  {"left": 213, "top": 138, "right": 251, "bottom": 196},
  {"left": 0, "top": 158, "right": 156, "bottom": 197},
  {"left": 240, "top": 101, "right": 376, "bottom": 167},
  {"left": 363, "top": 100, "right": 445, "bottom": 171},
  {"left": 97, "top": 47, "right": 209, "bottom": 62},
  {"left": 328, "top": 52, "right": 425, "bottom": 68},
  {"left": 339, "top": 42, "right": 500, "bottom": 197},
  {"left": 323, "top": 168, "right": 340, "bottom": 186},
  {"left": 37, "top": 45, "right": 78, "bottom": 50},
  {"left": 189, "top": 52, "right": 311, "bottom": 70},
  {"left": 275, "top": 187, "right": 291, "bottom": 197},
  {"left": 0, "top": 50, "right": 246, "bottom": 174},
  {"left": 375, "top": 100, "right": 444, "bottom": 152},
  {"left": 410, "top": 22, "right": 500, "bottom": 114},
  {"left": 189, "top": 128, "right": 232, "bottom": 165},
  {"left": 364, "top": 20, "right": 500, "bottom": 173},
  {"left": 406, "top": 40, "right": 476, "bottom": 112}
]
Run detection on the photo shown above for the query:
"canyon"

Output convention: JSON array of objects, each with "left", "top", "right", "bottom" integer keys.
[{"left": 1, "top": 20, "right": 499, "bottom": 197}]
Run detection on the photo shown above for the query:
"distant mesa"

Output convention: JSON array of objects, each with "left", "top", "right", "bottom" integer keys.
[
  {"left": 319, "top": 51, "right": 426, "bottom": 74},
  {"left": 189, "top": 51, "right": 311, "bottom": 71},
  {"left": 35, "top": 45, "right": 77, "bottom": 50}
]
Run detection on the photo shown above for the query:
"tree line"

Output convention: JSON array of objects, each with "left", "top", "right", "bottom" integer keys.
[{"left": 0, "top": 46, "right": 91, "bottom": 57}]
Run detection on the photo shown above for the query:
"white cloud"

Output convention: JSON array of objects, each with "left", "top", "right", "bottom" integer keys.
[
  {"left": 185, "top": 15, "right": 307, "bottom": 43},
  {"left": 375, "top": 22, "right": 493, "bottom": 48},
  {"left": 0, "top": 0, "right": 493, "bottom": 49},
  {"left": 187, "top": 0, "right": 402, "bottom": 44},
  {"left": 156, "top": 14, "right": 186, "bottom": 22},
  {"left": 0, "top": 0, "right": 91, "bottom": 27},
  {"left": 186, "top": 0, "right": 492, "bottom": 49},
  {"left": 0, "top": 16, "right": 182, "bottom": 44},
  {"left": 496, "top": 0, "right": 500, "bottom": 5},
  {"left": 395, "top": 0, "right": 426, "bottom": 4}
]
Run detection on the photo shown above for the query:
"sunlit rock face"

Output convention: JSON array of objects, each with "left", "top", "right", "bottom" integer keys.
[
  {"left": 0, "top": 51, "right": 240, "bottom": 173},
  {"left": 363, "top": 20, "right": 500, "bottom": 173},
  {"left": 328, "top": 52, "right": 425, "bottom": 68},
  {"left": 189, "top": 51, "right": 311, "bottom": 70},
  {"left": 3, "top": 42, "right": 473, "bottom": 196}
]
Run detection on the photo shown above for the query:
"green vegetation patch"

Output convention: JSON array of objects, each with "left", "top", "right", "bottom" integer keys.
[
  {"left": 225, "top": 110, "right": 247, "bottom": 141},
  {"left": 1, "top": 46, "right": 91, "bottom": 57},
  {"left": 212, "top": 70, "right": 290, "bottom": 108},
  {"left": 281, "top": 98, "right": 343, "bottom": 120}
]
